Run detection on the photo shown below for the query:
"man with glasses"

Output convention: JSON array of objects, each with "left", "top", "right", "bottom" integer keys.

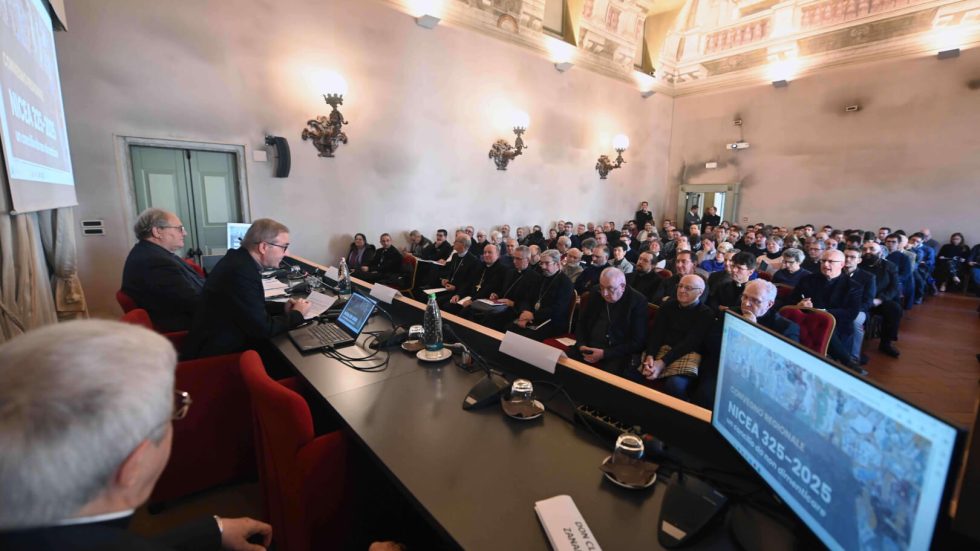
[
  {"left": 636, "top": 275, "right": 714, "bottom": 399},
  {"left": 0, "top": 320, "right": 272, "bottom": 549},
  {"left": 789, "top": 249, "right": 863, "bottom": 372},
  {"left": 122, "top": 208, "right": 205, "bottom": 331},
  {"left": 569, "top": 268, "right": 647, "bottom": 375},
  {"left": 859, "top": 241, "right": 903, "bottom": 358},
  {"left": 464, "top": 245, "right": 541, "bottom": 330},
  {"left": 184, "top": 218, "right": 311, "bottom": 359},
  {"left": 707, "top": 252, "right": 756, "bottom": 312},
  {"left": 884, "top": 233, "right": 914, "bottom": 310},
  {"left": 801, "top": 239, "right": 826, "bottom": 273},
  {"left": 843, "top": 246, "right": 878, "bottom": 364},
  {"left": 359, "top": 233, "right": 402, "bottom": 285}
]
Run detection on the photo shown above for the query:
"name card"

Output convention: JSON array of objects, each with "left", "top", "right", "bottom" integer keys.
[
  {"left": 534, "top": 495, "right": 602, "bottom": 551},
  {"left": 324, "top": 266, "right": 339, "bottom": 281},
  {"left": 500, "top": 331, "right": 563, "bottom": 374},
  {"left": 369, "top": 284, "right": 401, "bottom": 304}
]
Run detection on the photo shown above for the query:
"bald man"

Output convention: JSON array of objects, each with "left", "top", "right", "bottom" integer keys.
[
  {"left": 789, "top": 249, "right": 863, "bottom": 372},
  {"left": 569, "top": 268, "right": 648, "bottom": 375}
]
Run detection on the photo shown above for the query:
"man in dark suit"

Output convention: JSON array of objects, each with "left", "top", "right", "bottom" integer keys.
[
  {"left": 683, "top": 205, "right": 701, "bottom": 234},
  {"left": 359, "top": 233, "right": 403, "bottom": 285},
  {"left": 843, "top": 246, "right": 877, "bottom": 363},
  {"left": 700, "top": 206, "right": 721, "bottom": 233},
  {"left": 788, "top": 249, "right": 863, "bottom": 372},
  {"left": 626, "top": 251, "right": 663, "bottom": 302},
  {"left": 884, "top": 233, "right": 915, "bottom": 309},
  {"left": 464, "top": 245, "right": 541, "bottom": 330},
  {"left": 183, "top": 218, "right": 311, "bottom": 359},
  {"left": 0, "top": 320, "right": 271, "bottom": 550},
  {"left": 575, "top": 245, "right": 610, "bottom": 293},
  {"left": 510, "top": 249, "right": 574, "bottom": 341},
  {"left": 443, "top": 243, "right": 509, "bottom": 315},
  {"left": 434, "top": 234, "right": 481, "bottom": 307},
  {"left": 860, "top": 241, "right": 903, "bottom": 357},
  {"left": 707, "top": 252, "right": 755, "bottom": 312},
  {"left": 569, "top": 268, "right": 648, "bottom": 375},
  {"left": 634, "top": 201, "right": 653, "bottom": 230},
  {"left": 121, "top": 208, "right": 204, "bottom": 331}
]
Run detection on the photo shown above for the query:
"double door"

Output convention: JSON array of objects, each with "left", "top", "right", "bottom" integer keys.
[{"left": 130, "top": 145, "right": 244, "bottom": 263}]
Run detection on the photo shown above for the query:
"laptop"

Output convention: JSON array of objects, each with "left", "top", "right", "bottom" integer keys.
[{"left": 288, "top": 292, "right": 377, "bottom": 352}]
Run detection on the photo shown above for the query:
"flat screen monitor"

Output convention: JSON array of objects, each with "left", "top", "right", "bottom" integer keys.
[
  {"left": 226, "top": 222, "right": 250, "bottom": 250},
  {"left": 713, "top": 311, "right": 960, "bottom": 551}
]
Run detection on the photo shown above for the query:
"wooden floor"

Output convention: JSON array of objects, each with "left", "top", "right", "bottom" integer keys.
[{"left": 862, "top": 291, "right": 980, "bottom": 430}]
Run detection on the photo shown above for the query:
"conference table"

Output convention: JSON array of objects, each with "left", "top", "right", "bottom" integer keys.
[{"left": 271, "top": 256, "right": 793, "bottom": 550}]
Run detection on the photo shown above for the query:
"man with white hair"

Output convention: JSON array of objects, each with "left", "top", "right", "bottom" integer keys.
[
  {"left": 510, "top": 249, "right": 574, "bottom": 341},
  {"left": 562, "top": 248, "right": 584, "bottom": 282},
  {"left": 121, "top": 208, "right": 204, "bottom": 331},
  {"left": 0, "top": 320, "right": 271, "bottom": 549},
  {"left": 569, "top": 268, "right": 648, "bottom": 375},
  {"left": 737, "top": 280, "right": 799, "bottom": 341}
]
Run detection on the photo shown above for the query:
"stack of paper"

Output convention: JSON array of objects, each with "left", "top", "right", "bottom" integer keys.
[{"left": 263, "top": 279, "right": 288, "bottom": 298}]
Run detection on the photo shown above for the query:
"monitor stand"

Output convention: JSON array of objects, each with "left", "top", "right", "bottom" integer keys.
[{"left": 727, "top": 501, "right": 805, "bottom": 551}]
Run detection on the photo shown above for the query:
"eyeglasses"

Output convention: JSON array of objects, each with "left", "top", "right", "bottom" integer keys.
[
  {"left": 820, "top": 259, "right": 842, "bottom": 264},
  {"left": 678, "top": 284, "right": 704, "bottom": 292},
  {"left": 159, "top": 225, "right": 185, "bottom": 232},
  {"left": 173, "top": 389, "right": 192, "bottom": 421},
  {"left": 265, "top": 241, "right": 289, "bottom": 252},
  {"left": 599, "top": 284, "right": 624, "bottom": 294}
]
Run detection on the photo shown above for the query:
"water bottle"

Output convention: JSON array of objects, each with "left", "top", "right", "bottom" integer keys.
[
  {"left": 338, "top": 257, "right": 352, "bottom": 300},
  {"left": 422, "top": 293, "right": 443, "bottom": 355}
]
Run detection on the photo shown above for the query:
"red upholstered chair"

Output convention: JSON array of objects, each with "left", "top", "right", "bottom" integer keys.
[
  {"left": 757, "top": 271, "right": 772, "bottom": 281},
  {"left": 656, "top": 269, "right": 672, "bottom": 279},
  {"left": 241, "top": 351, "right": 350, "bottom": 551},
  {"left": 775, "top": 283, "right": 794, "bottom": 301},
  {"left": 646, "top": 303, "right": 660, "bottom": 333},
  {"left": 184, "top": 257, "right": 206, "bottom": 278},
  {"left": 118, "top": 309, "right": 255, "bottom": 505},
  {"left": 116, "top": 289, "right": 138, "bottom": 313},
  {"left": 778, "top": 306, "right": 836, "bottom": 356},
  {"left": 397, "top": 253, "right": 418, "bottom": 298},
  {"left": 543, "top": 291, "right": 583, "bottom": 352}
]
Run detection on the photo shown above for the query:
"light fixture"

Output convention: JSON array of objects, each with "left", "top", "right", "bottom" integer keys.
[
  {"left": 301, "top": 72, "right": 350, "bottom": 157},
  {"left": 771, "top": 79, "right": 789, "bottom": 88},
  {"left": 416, "top": 14, "right": 440, "bottom": 28},
  {"left": 937, "top": 48, "right": 960, "bottom": 60},
  {"left": 488, "top": 110, "right": 529, "bottom": 171},
  {"left": 595, "top": 134, "right": 629, "bottom": 179},
  {"left": 554, "top": 61, "right": 574, "bottom": 72},
  {"left": 640, "top": 90, "right": 655, "bottom": 98}
]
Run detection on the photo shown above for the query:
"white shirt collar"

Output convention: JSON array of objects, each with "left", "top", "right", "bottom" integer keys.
[{"left": 58, "top": 509, "right": 135, "bottom": 526}]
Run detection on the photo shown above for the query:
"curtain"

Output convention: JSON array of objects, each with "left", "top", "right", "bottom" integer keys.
[
  {"left": 38, "top": 208, "right": 88, "bottom": 321},
  {"left": 0, "top": 212, "right": 59, "bottom": 342}
]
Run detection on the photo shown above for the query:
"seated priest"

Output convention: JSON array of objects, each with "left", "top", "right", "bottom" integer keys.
[
  {"left": 626, "top": 251, "right": 663, "bottom": 302},
  {"left": 561, "top": 248, "right": 584, "bottom": 282},
  {"left": 183, "top": 218, "right": 311, "bottom": 359},
  {"left": 443, "top": 243, "right": 510, "bottom": 315},
  {"left": 121, "top": 208, "right": 204, "bottom": 331},
  {"left": 434, "top": 234, "right": 480, "bottom": 307},
  {"left": 463, "top": 245, "right": 541, "bottom": 330},
  {"left": 359, "top": 233, "right": 403, "bottom": 285},
  {"left": 707, "top": 252, "right": 756, "bottom": 312},
  {"left": 633, "top": 274, "right": 714, "bottom": 400},
  {"left": 575, "top": 245, "right": 610, "bottom": 293},
  {"left": 652, "top": 251, "right": 708, "bottom": 304},
  {"left": 509, "top": 250, "right": 574, "bottom": 341},
  {"left": 568, "top": 268, "right": 648, "bottom": 375}
]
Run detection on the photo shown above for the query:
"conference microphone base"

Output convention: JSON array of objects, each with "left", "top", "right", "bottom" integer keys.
[{"left": 462, "top": 372, "right": 509, "bottom": 410}]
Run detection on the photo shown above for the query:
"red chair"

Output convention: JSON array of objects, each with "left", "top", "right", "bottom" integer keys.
[
  {"left": 119, "top": 308, "right": 188, "bottom": 351},
  {"left": 655, "top": 269, "right": 672, "bottom": 279},
  {"left": 241, "top": 351, "right": 350, "bottom": 551},
  {"left": 184, "top": 257, "right": 206, "bottom": 278},
  {"left": 543, "top": 291, "right": 583, "bottom": 352},
  {"left": 757, "top": 271, "right": 772, "bottom": 281},
  {"left": 778, "top": 306, "right": 836, "bottom": 356},
  {"left": 646, "top": 303, "right": 660, "bottom": 333},
  {"left": 116, "top": 289, "right": 138, "bottom": 313},
  {"left": 397, "top": 253, "right": 418, "bottom": 298},
  {"left": 775, "top": 283, "right": 794, "bottom": 301},
  {"left": 119, "top": 309, "right": 255, "bottom": 505}
]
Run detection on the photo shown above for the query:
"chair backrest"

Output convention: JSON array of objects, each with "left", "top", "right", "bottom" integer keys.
[
  {"left": 778, "top": 306, "right": 836, "bottom": 356},
  {"left": 757, "top": 271, "right": 772, "bottom": 281},
  {"left": 116, "top": 289, "right": 138, "bottom": 313},
  {"left": 567, "top": 290, "right": 578, "bottom": 332},
  {"left": 775, "top": 283, "right": 793, "bottom": 300},
  {"left": 400, "top": 253, "right": 419, "bottom": 293},
  {"left": 646, "top": 303, "right": 660, "bottom": 333},
  {"left": 240, "top": 351, "right": 315, "bottom": 551},
  {"left": 184, "top": 257, "right": 206, "bottom": 278},
  {"left": 120, "top": 308, "right": 153, "bottom": 330},
  {"left": 656, "top": 269, "right": 672, "bottom": 280}
]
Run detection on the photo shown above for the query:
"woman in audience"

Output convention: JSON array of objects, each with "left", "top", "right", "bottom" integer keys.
[
  {"left": 757, "top": 236, "right": 784, "bottom": 275},
  {"left": 546, "top": 228, "right": 559, "bottom": 250},
  {"left": 936, "top": 232, "right": 970, "bottom": 292},
  {"left": 772, "top": 247, "right": 809, "bottom": 287},
  {"left": 346, "top": 233, "right": 375, "bottom": 270}
]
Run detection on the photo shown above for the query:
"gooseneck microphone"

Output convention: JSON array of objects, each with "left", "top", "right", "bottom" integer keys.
[{"left": 443, "top": 324, "right": 508, "bottom": 410}]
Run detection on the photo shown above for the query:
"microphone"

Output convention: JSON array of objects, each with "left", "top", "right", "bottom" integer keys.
[
  {"left": 443, "top": 324, "right": 508, "bottom": 410},
  {"left": 368, "top": 304, "right": 407, "bottom": 349}
]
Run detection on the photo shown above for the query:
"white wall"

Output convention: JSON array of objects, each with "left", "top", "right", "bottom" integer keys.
[
  {"left": 667, "top": 48, "right": 980, "bottom": 242},
  {"left": 55, "top": 0, "right": 673, "bottom": 316}
]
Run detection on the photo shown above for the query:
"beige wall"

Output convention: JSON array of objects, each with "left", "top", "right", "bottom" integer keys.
[
  {"left": 55, "top": 0, "right": 673, "bottom": 317},
  {"left": 666, "top": 48, "right": 980, "bottom": 242}
]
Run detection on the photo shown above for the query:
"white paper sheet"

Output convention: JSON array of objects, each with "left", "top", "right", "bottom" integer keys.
[{"left": 304, "top": 291, "right": 338, "bottom": 320}]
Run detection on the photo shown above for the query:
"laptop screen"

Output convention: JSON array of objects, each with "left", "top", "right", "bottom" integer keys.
[{"left": 336, "top": 292, "right": 376, "bottom": 335}]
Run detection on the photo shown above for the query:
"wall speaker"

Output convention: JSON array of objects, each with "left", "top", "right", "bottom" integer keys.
[{"left": 264, "top": 136, "right": 291, "bottom": 178}]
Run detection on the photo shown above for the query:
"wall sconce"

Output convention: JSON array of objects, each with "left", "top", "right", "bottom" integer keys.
[
  {"left": 937, "top": 48, "right": 960, "bottom": 60},
  {"left": 301, "top": 73, "right": 350, "bottom": 157},
  {"left": 488, "top": 110, "right": 529, "bottom": 171},
  {"left": 595, "top": 134, "right": 629, "bottom": 179}
]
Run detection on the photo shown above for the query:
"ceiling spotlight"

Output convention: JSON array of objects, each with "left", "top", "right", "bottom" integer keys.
[
  {"left": 416, "top": 14, "right": 440, "bottom": 29},
  {"left": 554, "top": 61, "right": 574, "bottom": 73},
  {"left": 937, "top": 48, "right": 960, "bottom": 60},
  {"left": 772, "top": 79, "right": 789, "bottom": 88},
  {"left": 640, "top": 90, "right": 655, "bottom": 98}
]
